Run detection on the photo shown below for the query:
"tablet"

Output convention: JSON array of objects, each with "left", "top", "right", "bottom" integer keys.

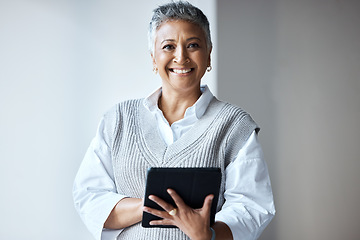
[{"left": 142, "top": 167, "right": 221, "bottom": 228}]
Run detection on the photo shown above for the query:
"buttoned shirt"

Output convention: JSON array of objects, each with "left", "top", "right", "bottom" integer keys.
[{"left": 73, "top": 85, "right": 275, "bottom": 240}]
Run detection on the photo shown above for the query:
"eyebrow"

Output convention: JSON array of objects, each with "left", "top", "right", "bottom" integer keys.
[
  {"left": 161, "top": 39, "right": 175, "bottom": 44},
  {"left": 161, "top": 37, "right": 202, "bottom": 44},
  {"left": 187, "top": 37, "right": 201, "bottom": 42}
]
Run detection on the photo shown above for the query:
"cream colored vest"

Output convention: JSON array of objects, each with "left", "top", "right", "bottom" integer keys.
[{"left": 102, "top": 97, "right": 258, "bottom": 239}]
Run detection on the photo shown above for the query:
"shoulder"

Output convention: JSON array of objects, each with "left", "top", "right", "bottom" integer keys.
[
  {"left": 209, "top": 97, "right": 247, "bottom": 114},
  {"left": 210, "top": 100, "right": 260, "bottom": 164},
  {"left": 210, "top": 98, "right": 258, "bottom": 130},
  {"left": 100, "top": 98, "right": 144, "bottom": 133},
  {"left": 103, "top": 98, "right": 144, "bottom": 118}
]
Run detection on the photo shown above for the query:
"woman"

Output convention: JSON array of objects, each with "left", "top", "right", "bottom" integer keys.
[{"left": 73, "top": 1, "right": 275, "bottom": 240}]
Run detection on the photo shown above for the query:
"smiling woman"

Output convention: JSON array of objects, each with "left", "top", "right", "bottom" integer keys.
[
  {"left": 73, "top": 1, "right": 275, "bottom": 240},
  {"left": 153, "top": 21, "right": 210, "bottom": 89},
  {"left": 152, "top": 20, "right": 211, "bottom": 124}
]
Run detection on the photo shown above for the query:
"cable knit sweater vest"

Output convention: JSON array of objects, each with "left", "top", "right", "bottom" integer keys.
[{"left": 103, "top": 97, "right": 258, "bottom": 240}]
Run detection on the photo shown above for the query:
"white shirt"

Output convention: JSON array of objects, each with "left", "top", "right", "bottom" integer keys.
[{"left": 73, "top": 85, "right": 275, "bottom": 240}]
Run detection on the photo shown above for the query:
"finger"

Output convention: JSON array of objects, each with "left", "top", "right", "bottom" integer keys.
[
  {"left": 143, "top": 206, "right": 170, "bottom": 219},
  {"left": 149, "top": 219, "right": 175, "bottom": 226},
  {"left": 148, "top": 195, "right": 174, "bottom": 212},
  {"left": 167, "top": 189, "right": 186, "bottom": 208},
  {"left": 202, "top": 194, "right": 214, "bottom": 216}
]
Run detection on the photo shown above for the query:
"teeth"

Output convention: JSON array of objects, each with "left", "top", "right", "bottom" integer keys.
[{"left": 172, "top": 68, "right": 192, "bottom": 74}]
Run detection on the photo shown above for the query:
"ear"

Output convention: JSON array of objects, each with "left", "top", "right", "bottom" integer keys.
[
  {"left": 207, "top": 47, "right": 212, "bottom": 67},
  {"left": 151, "top": 53, "right": 157, "bottom": 69}
]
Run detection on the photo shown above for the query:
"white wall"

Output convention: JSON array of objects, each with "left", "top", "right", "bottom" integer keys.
[
  {"left": 0, "top": 0, "right": 216, "bottom": 239},
  {"left": 217, "top": 0, "right": 360, "bottom": 239},
  {"left": 4, "top": 1, "right": 360, "bottom": 240}
]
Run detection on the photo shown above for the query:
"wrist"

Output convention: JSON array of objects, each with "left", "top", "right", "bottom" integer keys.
[
  {"left": 137, "top": 198, "right": 144, "bottom": 218},
  {"left": 194, "top": 227, "right": 214, "bottom": 240}
]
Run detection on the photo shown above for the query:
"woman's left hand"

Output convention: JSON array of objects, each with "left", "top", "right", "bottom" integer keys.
[{"left": 143, "top": 188, "right": 214, "bottom": 240}]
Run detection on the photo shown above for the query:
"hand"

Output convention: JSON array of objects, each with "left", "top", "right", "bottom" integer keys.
[{"left": 143, "top": 189, "right": 214, "bottom": 240}]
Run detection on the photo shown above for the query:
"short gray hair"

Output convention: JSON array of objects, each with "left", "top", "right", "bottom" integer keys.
[{"left": 148, "top": 1, "right": 212, "bottom": 54}]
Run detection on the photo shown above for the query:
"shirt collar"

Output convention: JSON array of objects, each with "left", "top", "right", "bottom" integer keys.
[
  {"left": 143, "top": 85, "right": 214, "bottom": 120},
  {"left": 143, "top": 87, "right": 162, "bottom": 112}
]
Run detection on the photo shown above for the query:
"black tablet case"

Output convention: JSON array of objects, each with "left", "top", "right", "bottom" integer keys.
[{"left": 142, "top": 167, "right": 221, "bottom": 228}]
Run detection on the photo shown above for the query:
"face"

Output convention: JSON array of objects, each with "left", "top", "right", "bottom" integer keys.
[{"left": 151, "top": 20, "right": 211, "bottom": 94}]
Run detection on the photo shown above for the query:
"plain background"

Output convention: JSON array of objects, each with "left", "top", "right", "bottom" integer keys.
[
  {"left": 0, "top": 0, "right": 215, "bottom": 239},
  {"left": 0, "top": 0, "right": 359, "bottom": 240},
  {"left": 217, "top": 1, "right": 360, "bottom": 239}
]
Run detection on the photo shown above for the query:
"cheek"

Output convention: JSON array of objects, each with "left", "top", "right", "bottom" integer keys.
[
  {"left": 154, "top": 52, "right": 172, "bottom": 67},
  {"left": 197, "top": 54, "right": 209, "bottom": 69},
  {"left": 158, "top": 56, "right": 169, "bottom": 66}
]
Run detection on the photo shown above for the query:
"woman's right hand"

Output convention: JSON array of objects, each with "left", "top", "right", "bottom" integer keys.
[
  {"left": 104, "top": 197, "right": 143, "bottom": 229},
  {"left": 143, "top": 189, "right": 214, "bottom": 240}
]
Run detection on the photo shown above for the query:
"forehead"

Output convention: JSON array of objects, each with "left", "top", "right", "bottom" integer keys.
[{"left": 155, "top": 20, "right": 206, "bottom": 42}]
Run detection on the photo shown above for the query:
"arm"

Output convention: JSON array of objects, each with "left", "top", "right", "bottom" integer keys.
[
  {"left": 212, "top": 221, "right": 233, "bottom": 240},
  {"left": 215, "top": 131, "right": 275, "bottom": 240},
  {"left": 73, "top": 115, "right": 127, "bottom": 240},
  {"left": 104, "top": 197, "right": 143, "bottom": 229}
]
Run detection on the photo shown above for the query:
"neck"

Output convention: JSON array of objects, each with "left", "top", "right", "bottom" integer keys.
[{"left": 159, "top": 87, "right": 201, "bottom": 125}]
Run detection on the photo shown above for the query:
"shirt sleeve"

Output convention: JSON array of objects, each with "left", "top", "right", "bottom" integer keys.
[
  {"left": 73, "top": 116, "right": 126, "bottom": 240},
  {"left": 215, "top": 131, "right": 275, "bottom": 240}
]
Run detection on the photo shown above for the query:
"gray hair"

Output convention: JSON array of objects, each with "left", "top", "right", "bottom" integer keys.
[{"left": 148, "top": 1, "right": 212, "bottom": 54}]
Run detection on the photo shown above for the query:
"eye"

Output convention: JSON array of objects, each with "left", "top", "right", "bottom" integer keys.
[
  {"left": 162, "top": 44, "right": 175, "bottom": 51},
  {"left": 188, "top": 43, "right": 200, "bottom": 48}
]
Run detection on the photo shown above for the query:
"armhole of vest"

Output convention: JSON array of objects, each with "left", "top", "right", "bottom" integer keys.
[
  {"left": 110, "top": 99, "right": 142, "bottom": 151},
  {"left": 108, "top": 104, "right": 121, "bottom": 155},
  {"left": 224, "top": 108, "right": 258, "bottom": 164}
]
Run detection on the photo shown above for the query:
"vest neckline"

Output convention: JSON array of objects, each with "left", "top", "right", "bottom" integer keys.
[{"left": 138, "top": 97, "right": 225, "bottom": 166}]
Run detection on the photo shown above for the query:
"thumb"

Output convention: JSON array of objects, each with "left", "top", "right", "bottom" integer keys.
[{"left": 202, "top": 194, "right": 214, "bottom": 216}]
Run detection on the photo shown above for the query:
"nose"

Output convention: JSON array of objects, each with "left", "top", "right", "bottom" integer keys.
[{"left": 173, "top": 46, "right": 190, "bottom": 64}]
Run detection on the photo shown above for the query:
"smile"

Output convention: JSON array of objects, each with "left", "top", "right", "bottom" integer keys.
[{"left": 170, "top": 68, "right": 193, "bottom": 74}]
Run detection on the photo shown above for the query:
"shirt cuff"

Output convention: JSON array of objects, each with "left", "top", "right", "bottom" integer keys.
[
  {"left": 101, "top": 228, "right": 123, "bottom": 240},
  {"left": 215, "top": 205, "right": 275, "bottom": 240},
  {"left": 82, "top": 193, "right": 126, "bottom": 240}
]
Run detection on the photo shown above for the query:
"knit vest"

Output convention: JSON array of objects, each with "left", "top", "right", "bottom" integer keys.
[{"left": 103, "top": 97, "right": 259, "bottom": 240}]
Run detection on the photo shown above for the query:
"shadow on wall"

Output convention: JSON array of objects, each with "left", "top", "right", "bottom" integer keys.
[
  {"left": 217, "top": 0, "right": 360, "bottom": 240},
  {"left": 217, "top": 1, "right": 279, "bottom": 239}
]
